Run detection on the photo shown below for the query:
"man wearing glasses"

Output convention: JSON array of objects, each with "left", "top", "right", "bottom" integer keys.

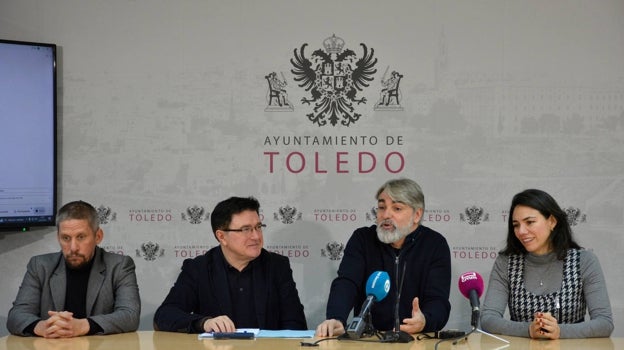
[{"left": 154, "top": 196, "right": 307, "bottom": 333}]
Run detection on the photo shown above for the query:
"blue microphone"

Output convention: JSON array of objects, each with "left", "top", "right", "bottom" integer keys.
[{"left": 346, "top": 271, "right": 390, "bottom": 338}]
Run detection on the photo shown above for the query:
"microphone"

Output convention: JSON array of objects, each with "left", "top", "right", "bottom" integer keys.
[
  {"left": 458, "top": 271, "right": 484, "bottom": 327},
  {"left": 345, "top": 271, "right": 390, "bottom": 338},
  {"left": 382, "top": 261, "right": 413, "bottom": 343}
]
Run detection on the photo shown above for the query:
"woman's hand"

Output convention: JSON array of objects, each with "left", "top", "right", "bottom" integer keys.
[{"left": 529, "top": 312, "right": 560, "bottom": 339}]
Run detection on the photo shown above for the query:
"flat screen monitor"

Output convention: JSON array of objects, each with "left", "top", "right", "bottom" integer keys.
[{"left": 0, "top": 39, "right": 57, "bottom": 231}]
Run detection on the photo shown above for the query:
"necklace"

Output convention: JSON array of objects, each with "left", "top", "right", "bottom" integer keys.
[{"left": 539, "top": 260, "right": 555, "bottom": 287}]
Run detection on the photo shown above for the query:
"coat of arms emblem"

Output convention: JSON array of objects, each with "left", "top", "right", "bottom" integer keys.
[
  {"left": 564, "top": 207, "right": 586, "bottom": 226},
  {"left": 181, "top": 205, "right": 209, "bottom": 224},
  {"left": 291, "top": 34, "right": 377, "bottom": 127},
  {"left": 96, "top": 205, "right": 116, "bottom": 224},
  {"left": 274, "top": 205, "right": 302, "bottom": 224},
  {"left": 321, "top": 241, "right": 345, "bottom": 261},
  {"left": 460, "top": 206, "right": 489, "bottom": 225},
  {"left": 136, "top": 241, "right": 164, "bottom": 261}
]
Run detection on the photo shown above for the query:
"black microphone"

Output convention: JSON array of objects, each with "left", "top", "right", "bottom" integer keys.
[
  {"left": 458, "top": 271, "right": 485, "bottom": 328},
  {"left": 345, "top": 271, "right": 390, "bottom": 339},
  {"left": 382, "top": 260, "right": 413, "bottom": 343}
]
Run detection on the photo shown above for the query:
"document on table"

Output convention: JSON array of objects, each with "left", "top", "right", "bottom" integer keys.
[
  {"left": 256, "top": 330, "right": 316, "bottom": 338},
  {"left": 199, "top": 329, "right": 316, "bottom": 339},
  {"left": 199, "top": 328, "right": 259, "bottom": 339}
]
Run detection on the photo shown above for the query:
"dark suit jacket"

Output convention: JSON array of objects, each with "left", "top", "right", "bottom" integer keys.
[
  {"left": 6, "top": 246, "right": 141, "bottom": 335},
  {"left": 153, "top": 247, "right": 307, "bottom": 332}
]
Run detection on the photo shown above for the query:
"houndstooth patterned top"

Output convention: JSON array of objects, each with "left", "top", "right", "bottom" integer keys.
[{"left": 508, "top": 249, "right": 586, "bottom": 323}]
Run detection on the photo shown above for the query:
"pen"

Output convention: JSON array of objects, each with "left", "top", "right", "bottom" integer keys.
[{"left": 554, "top": 296, "right": 561, "bottom": 322}]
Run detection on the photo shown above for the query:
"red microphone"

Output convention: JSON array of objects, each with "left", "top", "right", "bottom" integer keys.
[{"left": 458, "top": 271, "right": 484, "bottom": 327}]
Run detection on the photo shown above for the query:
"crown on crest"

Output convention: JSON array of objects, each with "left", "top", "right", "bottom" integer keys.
[{"left": 323, "top": 34, "right": 345, "bottom": 55}]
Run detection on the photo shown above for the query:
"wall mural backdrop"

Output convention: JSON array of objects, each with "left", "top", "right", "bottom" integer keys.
[{"left": 1, "top": 0, "right": 623, "bottom": 337}]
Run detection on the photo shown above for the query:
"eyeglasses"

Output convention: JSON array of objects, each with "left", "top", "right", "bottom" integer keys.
[{"left": 222, "top": 223, "right": 266, "bottom": 234}]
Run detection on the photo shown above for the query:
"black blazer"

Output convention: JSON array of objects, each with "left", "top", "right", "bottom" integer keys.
[{"left": 153, "top": 247, "right": 307, "bottom": 332}]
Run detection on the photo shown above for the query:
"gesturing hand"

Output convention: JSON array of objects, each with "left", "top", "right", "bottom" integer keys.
[{"left": 399, "top": 297, "right": 426, "bottom": 334}]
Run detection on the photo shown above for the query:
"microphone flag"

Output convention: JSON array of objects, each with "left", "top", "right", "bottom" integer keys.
[{"left": 458, "top": 271, "right": 484, "bottom": 327}]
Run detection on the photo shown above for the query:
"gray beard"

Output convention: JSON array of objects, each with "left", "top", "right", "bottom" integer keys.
[{"left": 376, "top": 221, "right": 412, "bottom": 244}]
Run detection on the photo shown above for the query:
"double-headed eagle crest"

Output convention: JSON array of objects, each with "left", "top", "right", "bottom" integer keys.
[
  {"left": 96, "top": 205, "right": 116, "bottom": 224},
  {"left": 460, "top": 206, "right": 489, "bottom": 225},
  {"left": 290, "top": 34, "right": 377, "bottom": 127},
  {"left": 564, "top": 207, "right": 586, "bottom": 226},
  {"left": 321, "top": 241, "right": 345, "bottom": 261},
  {"left": 182, "top": 205, "right": 208, "bottom": 224},
  {"left": 136, "top": 241, "right": 164, "bottom": 261},
  {"left": 274, "top": 205, "right": 302, "bottom": 224}
]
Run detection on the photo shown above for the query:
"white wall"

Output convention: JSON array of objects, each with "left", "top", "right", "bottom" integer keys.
[{"left": 1, "top": 0, "right": 623, "bottom": 337}]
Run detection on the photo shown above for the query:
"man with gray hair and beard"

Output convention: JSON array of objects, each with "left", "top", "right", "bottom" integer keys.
[{"left": 316, "top": 178, "right": 451, "bottom": 338}]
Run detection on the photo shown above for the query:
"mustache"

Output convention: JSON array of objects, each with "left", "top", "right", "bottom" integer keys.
[
  {"left": 378, "top": 219, "right": 396, "bottom": 227},
  {"left": 66, "top": 253, "right": 86, "bottom": 259}
]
